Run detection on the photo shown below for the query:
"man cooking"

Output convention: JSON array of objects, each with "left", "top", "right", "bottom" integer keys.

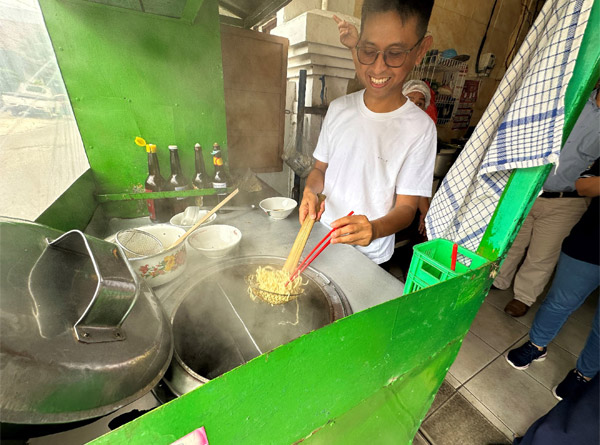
[{"left": 299, "top": 0, "right": 436, "bottom": 268}]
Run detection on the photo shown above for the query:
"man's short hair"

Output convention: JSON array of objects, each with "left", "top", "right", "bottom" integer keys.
[{"left": 360, "top": 0, "right": 435, "bottom": 39}]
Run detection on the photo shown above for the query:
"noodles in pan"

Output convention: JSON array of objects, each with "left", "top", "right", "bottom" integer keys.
[{"left": 247, "top": 266, "right": 305, "bottom": 305}]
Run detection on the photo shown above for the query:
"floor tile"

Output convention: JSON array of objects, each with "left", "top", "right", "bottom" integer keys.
[
  {"left": 425, "top": 380, "right": 456, "bottom": 420},
  {"left": 553, "top": 316, "right": 592, "bottom": 357},
  {"left": 444, "top": 372, "right": 461, "bottom": 389},
  {"left": 421, "top": 392, "right": 511, "bottom": 445},
  {"left": 512, "top": 301, "right": 541, "bottom": 329},
  {"left": 464, "top": 356, "right": 558, "bottom": 436},
  {"left": 469, "top": 301, "right": 529, "bottom": 353},
  {"left": 458, "top": 386, "right": 514, "bottom": 440},
  {"left": 448, "top": 331, "right": 499, "bottom": 385},
  {"left": 524, "top": 342, "right": 577, "bottom": 390},
  {"left": 485, "top": 288, "right": 514, "bottom": 310},
  {"left": 413, "top": 431, "right": 430, "bottom": 445}
]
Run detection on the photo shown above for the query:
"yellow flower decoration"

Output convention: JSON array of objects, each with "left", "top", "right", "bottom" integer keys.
[{"left": 164, "top": 255, "right": 176, "bottom": 272}]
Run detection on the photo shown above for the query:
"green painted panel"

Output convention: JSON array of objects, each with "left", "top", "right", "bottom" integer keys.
[
  {"left": 478, "top": 2, "right": 600, "bottom": 261},
  {"left": 303, "top": 342, "right": 463, "bottom": 444},
  {"left": 90, "top": 265, "right": 491, "bottom": 444},
  {"left": 35, "top": 169, "right": 97, "bottom": 231},
  {"left": 38, "top": 0, "right": 228, "bottom": 219}
]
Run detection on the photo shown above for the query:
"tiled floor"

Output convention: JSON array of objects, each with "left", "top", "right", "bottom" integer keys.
[{"left": 413, "top": 282, "right": 598, "bottom": 445}]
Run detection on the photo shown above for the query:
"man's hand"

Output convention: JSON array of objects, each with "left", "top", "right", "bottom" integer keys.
[
  {"left": 299, "top": 190, "right": 325, "bottom": 224},
  {"left": 299, "top": 161, "right": 327, "bottom": 224},
  {"left": 418, "top": 213, "right": 427, "bottom": 238},
  {"left": 329, "top": 214, "right": 374, "bottom": 247},
  {"left": 329, "top": 195, "right": 418, "bottom": 247},
  {"left": 333, "top": 15, "right": 359, "bottom": 49}
]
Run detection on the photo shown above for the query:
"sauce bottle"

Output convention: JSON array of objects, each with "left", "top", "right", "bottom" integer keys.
[
  {"left": 211, "top": 143, "right": 229, "bottom": 204},
  {"left": 145, "top": 144, "right": 171, "bottom": 222},
  {"left": 167, "top": 145, "right": 192, "bottom": 215}
]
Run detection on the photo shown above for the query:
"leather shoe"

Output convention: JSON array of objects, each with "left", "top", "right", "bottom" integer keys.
[{"left": 504, "top": 299, "right": 529, "bottom": 317}]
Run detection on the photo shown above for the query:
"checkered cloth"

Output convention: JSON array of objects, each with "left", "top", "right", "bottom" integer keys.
[{"left": 426, "top": 0, "right": 593, "bottom": 252}]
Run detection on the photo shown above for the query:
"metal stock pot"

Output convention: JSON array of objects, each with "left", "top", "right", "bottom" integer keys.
[{"left": 161, "top": 256, "right": 352, "bottom": 397}]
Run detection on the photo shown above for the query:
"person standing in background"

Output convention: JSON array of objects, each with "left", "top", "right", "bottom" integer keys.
[
  {"left": 506, "top": 159, "right": 599, "bottom": 405},
  {"left": 493, "top": 86, "right": 600, "bottom": 317},
  {"left": 402, "top": 79, "right": 430, "bottom": 111}
]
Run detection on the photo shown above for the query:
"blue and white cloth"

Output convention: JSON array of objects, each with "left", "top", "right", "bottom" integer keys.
[{"left": 426, "top": 0, "right": 594, "bottom": 252}]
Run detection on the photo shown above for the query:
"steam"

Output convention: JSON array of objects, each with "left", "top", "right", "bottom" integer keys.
[{"left": 172, "top": 259, "right": 331, "bottom": 380}]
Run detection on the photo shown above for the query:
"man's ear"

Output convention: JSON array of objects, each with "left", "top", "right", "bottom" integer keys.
[{"left": 414, "top": 35, "right": 433, "bottom": 65}]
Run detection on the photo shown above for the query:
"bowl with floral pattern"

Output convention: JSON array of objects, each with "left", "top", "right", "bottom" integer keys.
[{"left": 109, "top": 224, "right": 188, "bottom": 287}]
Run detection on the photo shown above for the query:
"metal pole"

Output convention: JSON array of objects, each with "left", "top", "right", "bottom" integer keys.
[{"left": 293, "top": 70, "right": 307, "bottom": 202}]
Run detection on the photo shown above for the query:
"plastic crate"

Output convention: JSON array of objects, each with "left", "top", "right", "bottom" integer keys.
[{"left": 403, "top": 238, "right": 488, "bottom": 294}]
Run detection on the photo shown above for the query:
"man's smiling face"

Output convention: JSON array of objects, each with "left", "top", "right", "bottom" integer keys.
[{"left": 355, "top": 11, "right": 430, "bottom": 113}]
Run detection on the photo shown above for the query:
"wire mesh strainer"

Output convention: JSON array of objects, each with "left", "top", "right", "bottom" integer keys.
[
  {"left": 115, "top": 229, "right": 163, "bottom": 258},
  {"left": 245, "top": 275, "right": 304, "bottom": 305}
]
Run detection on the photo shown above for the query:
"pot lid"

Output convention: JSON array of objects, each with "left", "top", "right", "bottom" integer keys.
[{"left": 0, "top": 218, "right": 173, "bottom": 425}]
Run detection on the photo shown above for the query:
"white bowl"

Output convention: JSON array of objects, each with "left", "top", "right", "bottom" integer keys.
[
  {"left": 188, "top": 225, "right": 242, "bottom": 258},
  {"left": 170, "top": 209, "right": 217, "bottom": 229},
  {"left": 109, "top": 225, "right": 187, "bottom": 287},
  {"left": 259, "top": 197, "right": 297, "bottom": 220}
]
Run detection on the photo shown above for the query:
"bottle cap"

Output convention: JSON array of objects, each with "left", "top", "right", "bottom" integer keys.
[
  {"left": 168, "top": 145, "right": 178, "bottom": 151},
  {"left": 194, "top": 143, "right": 202, "bottom": 150},
  {"left": 148, "top": 144, "right": 157, "bottom": 153}
]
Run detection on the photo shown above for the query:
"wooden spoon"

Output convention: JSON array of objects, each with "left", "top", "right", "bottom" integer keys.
[{"left": 283, "top": 194, "right": 326, "bottom": 274}]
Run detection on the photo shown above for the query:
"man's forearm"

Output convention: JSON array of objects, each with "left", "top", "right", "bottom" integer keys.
[
  {"left": 576, "top": 176, "right": 600, "bottom": 197},
  {"left": 371, "top": 204, "right": 417, "bottom": 240},
  {"left": 304, "top": 167, "right": 325, "bottom": 195}
]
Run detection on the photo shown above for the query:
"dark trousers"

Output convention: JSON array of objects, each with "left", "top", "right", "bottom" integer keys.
[{"left": 514, "top": 375, "right": 599, "bottom": 444}]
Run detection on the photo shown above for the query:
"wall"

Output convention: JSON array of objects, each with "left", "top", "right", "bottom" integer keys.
[
  {"left": 38, "top": 0, "right": 229, "bottom": 218},
  {"left": 427, "top": 0, "right": 533, "bottom": 139}
]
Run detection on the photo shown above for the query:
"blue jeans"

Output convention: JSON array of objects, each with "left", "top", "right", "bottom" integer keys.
[{"left": 529, "top": 252, "right": 600, "bottom": 378}]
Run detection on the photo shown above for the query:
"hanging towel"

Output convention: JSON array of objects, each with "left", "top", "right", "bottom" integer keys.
[{"left": 426, "top": 0, "right": 594, "bottom": 252}]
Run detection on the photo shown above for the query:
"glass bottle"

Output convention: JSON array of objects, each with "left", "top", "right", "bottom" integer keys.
[
  {"left": 192, "top": 143, "right": 207, "bottom": 207},
  {"left": 167, "top": 145, "right": 192, "bottom": 215},
  {"left": 145, "top": 144, "right": 171, "bottom": 223},
  {"left": 211, "top": 143, "right": 229, "bottom": 204}
]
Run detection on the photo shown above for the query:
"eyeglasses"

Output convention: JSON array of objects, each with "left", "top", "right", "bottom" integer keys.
[{"left": 355, "top": 36, "right": 425, "bottom": 68}]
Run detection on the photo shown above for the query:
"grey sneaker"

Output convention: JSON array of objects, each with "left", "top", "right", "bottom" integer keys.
[{"left": 506, "top": 341, "right": 547, "bottom": 370}]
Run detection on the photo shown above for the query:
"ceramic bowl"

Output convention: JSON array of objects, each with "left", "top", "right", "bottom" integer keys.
[
  {"left": 187, "top": 224, "right": 242, "bottom": 258},
  {"left": 115, "top": 225, "right": 187, "bottom": 287},
  {"left": 259, "top": 197, "right": 297, "bottom": 220},
  {"left": 170, "top": 209, "right": 217, "bottom": 229}
]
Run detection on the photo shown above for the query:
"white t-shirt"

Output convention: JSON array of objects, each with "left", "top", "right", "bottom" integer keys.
[{"left": 313, "top": 89, "right": 436, "bottom": 264}]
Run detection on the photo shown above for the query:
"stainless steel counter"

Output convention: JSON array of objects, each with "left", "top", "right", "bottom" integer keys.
[{"left": 105, "top": 207, "right": 405, "bottom": 315}]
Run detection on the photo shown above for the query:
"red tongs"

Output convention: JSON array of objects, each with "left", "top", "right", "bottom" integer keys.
[{"left": 285, "top": 211, "right": 354, "bottom": 286}]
